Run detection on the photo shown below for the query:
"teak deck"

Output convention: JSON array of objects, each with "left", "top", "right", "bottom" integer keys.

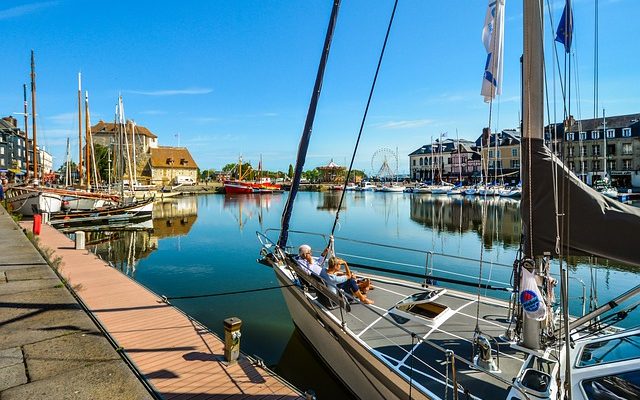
[{"left": 27, "top": 222, "right": 303, "bottom": 400}]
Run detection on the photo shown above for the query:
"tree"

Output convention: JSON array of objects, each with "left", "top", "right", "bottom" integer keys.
[
  {"left": 288, "top": 164, "right": 294, "bottom": 179},
  {"left": 302, "top": 169, "right": 320, "bottom": 183},
  {"left": 92, "top": 144, "right": 111, "bottom": 182}
]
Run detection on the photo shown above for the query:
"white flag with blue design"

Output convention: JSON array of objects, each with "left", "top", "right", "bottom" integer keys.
[{"left": 481, "top": 0, "right": 506, "bottom": 103}]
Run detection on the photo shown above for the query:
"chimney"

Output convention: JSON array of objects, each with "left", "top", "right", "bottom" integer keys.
[{"left": 2, "top": 116, "right": 17, "bottom": 127}]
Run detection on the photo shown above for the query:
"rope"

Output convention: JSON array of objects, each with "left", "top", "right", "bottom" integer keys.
[
  {"left": 162, "top": 283, "right": 297, "bottom": 301},
  {"left": 330, "top": 0, "right": 399, "bottom": 236}
]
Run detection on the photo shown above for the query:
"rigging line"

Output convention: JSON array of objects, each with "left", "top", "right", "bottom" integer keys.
[
  {"left": 330, "top": 0, "right": 399, "bottom": 236},
  {"left": 162, "top": 283, "right": 298, "bottom": 301}
]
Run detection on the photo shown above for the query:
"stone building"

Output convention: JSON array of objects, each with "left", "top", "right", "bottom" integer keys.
[
  {"left": 143, "top": 146, "right": 198, "bottom": 185},
  {"left": 547, "top": 113, "right": 640, "bottom": 187},
  {"left": 477, "top": 129, "right": 521, "bottom": 184},
  {"left": 91, "top": 120, "right": 158, "bottom": 153},
  {"left": 409, "top": 138, "right": 476, "bottom": 182}
]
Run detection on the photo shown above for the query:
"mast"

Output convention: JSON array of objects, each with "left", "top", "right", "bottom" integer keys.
[
  {"left": 65, "top": 137, "right": 71, "bottom": 186},
  {"left": 78, "top": 73, "right": 83, "bottom": 186},
  {"left": 22, "top": 84, "right": 29, "bottom": 176},
  {"left": 85, "top": 90, "right": 91, "bottom": 189},
  {"left": 456, "top": 129, "right": 462, "bottom": 183},
  {"left": 131, "top": 121, "right": 137, "bottom": 186},
  {"left": 602, "top": 108, "right": 607, "bottom": 181},
  {"left": 521, "top": 0, "right": 544, "bottom": 351},
  {"left": 278, "top": 0, "right": 341, "bottom": 249},
  {"left": 30, "top": 50, "right": 38, "bottom": 180}
]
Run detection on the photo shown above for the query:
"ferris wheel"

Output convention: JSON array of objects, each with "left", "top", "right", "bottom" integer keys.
[{"left": 371, "top": 148, "right": 398, "bottom": 180}]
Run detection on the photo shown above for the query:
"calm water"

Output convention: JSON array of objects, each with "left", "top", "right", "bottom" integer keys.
[{"left": 86, "top": 192, "right": 640, "bottom": 399}]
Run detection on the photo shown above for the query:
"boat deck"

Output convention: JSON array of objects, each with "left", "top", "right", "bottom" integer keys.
[
  {"left": 327, "top": 275, "right": 528, "bottom": 399},
  {"left": 26, "top": 222, "right": 304, "bottom": 400}
]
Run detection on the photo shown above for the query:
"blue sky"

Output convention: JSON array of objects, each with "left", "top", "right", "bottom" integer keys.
[{"left": 0, "top": 0, "right": 638, "bottom": 173}]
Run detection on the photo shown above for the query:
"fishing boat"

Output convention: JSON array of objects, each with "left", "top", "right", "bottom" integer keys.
[
  {"left": 355, "top": 181, "right": 376, "bottom": 191},
  {"left": 49, "top": 197, "right": 153, "bottom": 229},
  {"left": 6, "top": 186, "right": 62, "bottom": 216},
  {"left": 377, "top": 184, "right": 405, "bottom": 192},
  {"left": 258, "top": 2, "right": 640, "bottom": 399}
]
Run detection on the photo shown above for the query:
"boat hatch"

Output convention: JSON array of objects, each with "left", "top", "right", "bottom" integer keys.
[{"left": 389, "top": 288, "right": 450, "bottom": 324}]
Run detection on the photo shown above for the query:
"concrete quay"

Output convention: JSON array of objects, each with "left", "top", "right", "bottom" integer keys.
[
  {"left": 0, "top": 205, "right": 154, "bottom": 399},
  {"left": 6, "top": 205, "right": 304, "bottom": 400}
]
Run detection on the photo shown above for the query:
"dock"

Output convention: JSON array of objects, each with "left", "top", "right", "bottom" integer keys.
[
  {"left": 9, "top": 214, "right": 304, "bottom": 399},
  {"left": 0, "top": 207, "right": 153, "bottom": 399}
]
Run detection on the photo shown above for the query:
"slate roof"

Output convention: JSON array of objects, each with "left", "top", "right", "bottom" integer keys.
[
  {"left": 92, "top": 120, "right": 158, "bottom": 139},
  {"left": 409, "top": 138, "right": 475, "bottom": 156},
  {"left": 545, "top": 113, "right": 640, "bottom": 138},
  {"left": 149, "top": 146, "right": 198, "bottom": 169},
  {"left": 474, "top": 129, "right": 521, "bottom": 147}
]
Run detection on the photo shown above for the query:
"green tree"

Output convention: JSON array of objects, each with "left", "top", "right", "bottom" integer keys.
[
  {"left": 302, "top": 169, "right": 320, "bottom": 183},
  {"left": 288, "top": 164, "right": 294, "bottom": 179},
  {"left": 92, "top": 144, "right": 111, "bottom": 182}
]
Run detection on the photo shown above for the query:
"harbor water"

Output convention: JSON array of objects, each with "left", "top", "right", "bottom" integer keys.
[{"left": 85, "top": 192, "right": 640, "bottom": 399}]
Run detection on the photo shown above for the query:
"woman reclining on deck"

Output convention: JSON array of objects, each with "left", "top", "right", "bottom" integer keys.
[{"left": 327, "top": 257, "right": 373, "bottom": 305}]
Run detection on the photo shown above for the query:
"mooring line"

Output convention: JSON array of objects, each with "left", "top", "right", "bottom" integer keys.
[{"left": 162, "top": 283, "right": 297, "bottom": 301}]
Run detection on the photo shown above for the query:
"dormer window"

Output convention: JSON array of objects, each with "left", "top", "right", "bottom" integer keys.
[
  {"left": 606, "top": 129, "right": 615, "bottom": 138},
  {"left": 566, "top": 132, "right": 575, "bottom": 141},
  {"left": 622, "top": 128, "right": 632, "bottom": 137},
  {"left": 166, "top": 157, "right": 174, "bottom": 165},
  {"left": 180, "top": 158, "right": 188, "bottom": 165},
  {"left": 591, "top": 131, "right": 599, "bottom": 140}
]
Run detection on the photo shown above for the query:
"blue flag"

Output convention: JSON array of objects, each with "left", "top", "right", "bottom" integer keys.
[{"left": 555, "top": 0, "right": 573, "bottom": 53}]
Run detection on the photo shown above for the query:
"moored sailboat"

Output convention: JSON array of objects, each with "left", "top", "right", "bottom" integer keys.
[{"left": 258, "top": 1, "right": 640, "bottom": 400}]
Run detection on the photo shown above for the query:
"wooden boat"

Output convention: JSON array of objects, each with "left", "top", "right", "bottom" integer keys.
[
  {"left": 6, "top": 186, "right": 62, "bottom": 216},
  {"left": 50, "top": 198, "right": 153, "bottom": 229}
]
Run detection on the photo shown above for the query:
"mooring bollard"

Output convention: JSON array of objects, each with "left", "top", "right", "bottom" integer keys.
[
  {"left": 41, "top": 212, "right": 50, "bottom": 225},
  {"left": 223, "top": 317, "right": 242, "bottom": 363},
  {"left": 75, "top": 231, "right": 85, "bottom": 250}
]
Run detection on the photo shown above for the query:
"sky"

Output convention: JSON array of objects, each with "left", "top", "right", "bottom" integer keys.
[{"left": 0, "top": 0, "right": 638, "bottom": 174}]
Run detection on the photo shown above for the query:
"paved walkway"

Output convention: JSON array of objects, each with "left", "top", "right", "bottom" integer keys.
[
  {"left": 20, "top": 219, "right": 303, "bottom": 400},
  {"left": 0, "top": 206, "right": 154, "bottom": 399}
]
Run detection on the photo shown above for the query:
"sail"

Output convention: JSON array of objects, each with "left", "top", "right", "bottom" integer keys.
[
  {"left": 481, "top": 0, "right": 506, "bottom": 102},
  {"left": 522, "top": 138, "right": 640, "bottom": 266}
]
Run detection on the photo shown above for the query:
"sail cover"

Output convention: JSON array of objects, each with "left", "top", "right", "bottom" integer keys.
[{"left": 522, "top": 138, "right": 640, "bottom": 266}]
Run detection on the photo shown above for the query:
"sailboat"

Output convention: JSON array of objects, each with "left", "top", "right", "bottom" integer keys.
[
  {"left": 6, "top": 51, "right": 62, "bottom": 216},
  {"left": 258, "top": 1, "right": 640, "bottom": 399}
]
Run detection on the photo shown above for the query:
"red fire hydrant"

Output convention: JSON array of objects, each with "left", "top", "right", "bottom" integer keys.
[{"left": 33, "top": 214, "right": 42, "bottom": 236}]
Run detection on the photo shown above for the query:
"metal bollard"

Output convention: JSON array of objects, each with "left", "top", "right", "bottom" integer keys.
[
  {"left": 223, "top": 317, "right": 242, "bottom": 363},
  {"left": 75, "top": 231, "right": 85, "bottom": 250}
]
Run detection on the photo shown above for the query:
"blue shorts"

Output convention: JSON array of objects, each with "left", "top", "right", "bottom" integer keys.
[{"left": 337, "top": 278, "right": 359, "bottom": 294}]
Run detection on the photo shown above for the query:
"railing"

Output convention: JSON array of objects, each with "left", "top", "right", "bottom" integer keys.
[
  {"left": 257, "top": 230, "right": 533, "bottom": 400},
  {"left": 263, "top": 228, "right": 587, "bottom": 312}
]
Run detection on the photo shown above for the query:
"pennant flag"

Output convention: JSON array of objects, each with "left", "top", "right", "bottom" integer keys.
[
  {"left": 555, "top": 0, "right": 573, "bottom": 53},
  {"left": 481, "top": 0, "right": 506, "bottom": 103}
]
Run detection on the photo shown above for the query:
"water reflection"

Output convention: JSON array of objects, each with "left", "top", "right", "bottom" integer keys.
[
  {"left": 87, "top": 196, "right": 199, "bottom": 276},
  {"left": 223, "top": 193, "right": 282, "bottom": 230},
  {"left": 316, "top": 191, "right": 346, "bottom": 211},
  {"left": 410, "top": 195, "right": 522, "bottom": 249}
]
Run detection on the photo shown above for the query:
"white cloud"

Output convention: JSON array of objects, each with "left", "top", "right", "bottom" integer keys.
[
  {"left": 372, "top": 119, "right": 434, "bottom": 129},
  {"left": 126, "top": 88, "right": 213, "bottom": 96},
  {"left": 47, "top": 112, "right": 76, "bottom": 123},
  {"left": 0, "top": 2, "right": 57, "bottom": 20}
]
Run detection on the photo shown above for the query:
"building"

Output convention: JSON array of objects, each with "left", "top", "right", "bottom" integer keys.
[
  {"left": 476, "top": 129, "right": 521, "bottom": 184},
  {"left": 547, "top": 113, "right": 640, "bottom": 187},
  {"left": 409, "top": 138, "right": 476, "bottom": 182},
  {"left": 317, "top": 160, "right": 346, "bottom": 183},
  {"left": 0, "top": 116, "right": 27, "bottom": 175},
  {"left": 144, "top": 146, "right": 198, "bottom": 185},
  {"left": 91, "top": 120, "right": 158, "bottom": 153}
]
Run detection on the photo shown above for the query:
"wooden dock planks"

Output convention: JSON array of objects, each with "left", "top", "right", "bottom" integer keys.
[{"left": 27, "top": 223, "right": 303, "bottom": 400}]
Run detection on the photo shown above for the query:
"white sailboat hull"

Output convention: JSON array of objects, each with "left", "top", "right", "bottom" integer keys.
[
  {"left": 63, "top": 197, "right": 108, "bottom": 211},
  {"left": 273, "top": 266, "right": 423, "bottom": 400},
  {"left": 8, "top": 190, "right": 62, "bottom": 216}
]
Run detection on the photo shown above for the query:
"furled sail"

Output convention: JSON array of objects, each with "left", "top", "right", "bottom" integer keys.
[{"left": 522, "top": 138, "right": 640, "bottom": 266}]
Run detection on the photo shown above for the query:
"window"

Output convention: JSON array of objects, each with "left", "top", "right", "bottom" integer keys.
[
  {"left": 581, "top": 161, "right": 587, "bottom": 171},
  {"left": 606, "top": 129, "right": 615, "bottom": 138},
  {"left": 591, "top": 131, "right": 599, "bottom": 140},
  {"left": 418, "top": 158, "right": 422, "bottom": 166},
  {"left": 592, "top": 145, "right": 600, "bottom": 156},
  {"left": 497, "top": 150, "right": 501, "bottom": 158},
  {"left": 581, "top": 145, "right": 587, "bottom": 156},
  {"left": 608, "top": 160, "right": 616, "bottom": 171},
  {"left": 568, "top": 147, "right": 574, "bottom": 157},
  {"left": 512, "top": 148, "right": 518, "bottom": 157},
  {"left": 580, "top": 131, "right": 587, "bottom": 140},
  {"left": 622, "top": 143, "right": 633, "bottom": 155},
  {"left": 623, "top": 159, "right": 632, "bottom": 170},
  {"left": 488, "top": 150, "right": 494, "bottom": 158},
  {"left": 579, "top": 334, "right": 640, "bottom": 367},
  {"left": 0, "top": 158, "right": 4, "bottom": 166},
  {"left": 593, "top": 160, "right": 601, "bottom": 171},
  {"left": 581, "top": 370, "right": 640, "bottom": 400},
  {"left": 623, "top": 128, "right": 632, "bottom": 137},
  {"left": 510, "top": 160, "right": 520, "bottom": 169},
  {"left": 0, "top": 146, "right": 4, "bottom": 155},
  {"left": 569, "top": 162, "right": 575, "bottom": 171},
  {"left": 567, "top": 132, "right": 575, "bottom": 141},
  {"left": 412, "top": 159, "right": 416, "bottom": 166}
]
